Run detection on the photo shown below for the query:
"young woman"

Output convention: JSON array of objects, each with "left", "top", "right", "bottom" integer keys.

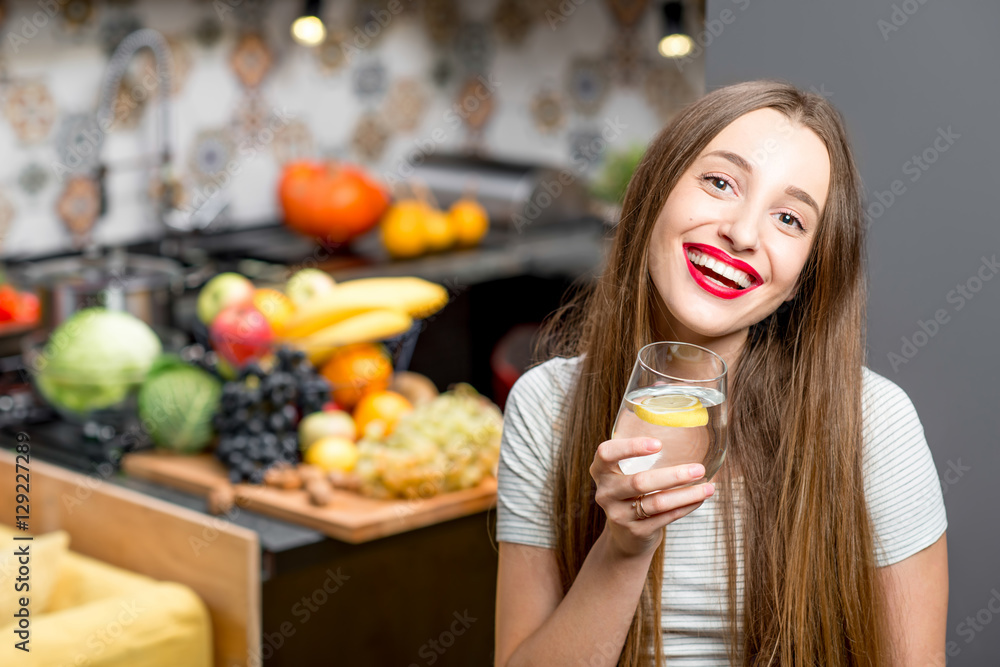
[{"left": 494, "top": 80, "right": 949, "bottom": 666}]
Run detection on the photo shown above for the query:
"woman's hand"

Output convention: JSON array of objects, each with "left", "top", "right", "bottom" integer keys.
[{"left": 590, "top": 437, "right": 715, "bottom": 559}]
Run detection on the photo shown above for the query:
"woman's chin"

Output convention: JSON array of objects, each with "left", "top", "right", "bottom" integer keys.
[{"left": 667, "top": 306, "right": 743, "bottom": 341}]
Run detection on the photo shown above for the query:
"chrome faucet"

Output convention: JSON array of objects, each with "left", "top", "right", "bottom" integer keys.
[{"left": 94, "top": 28, "right": 226, "bottom": 234}]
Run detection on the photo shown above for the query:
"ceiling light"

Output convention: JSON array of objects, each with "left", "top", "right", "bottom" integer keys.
[
  {"left": 658, "top": 1, "right": 694, "bottom": 59},
  {"left": 292, "top": 0, "right": 326, "bottom": 47}
]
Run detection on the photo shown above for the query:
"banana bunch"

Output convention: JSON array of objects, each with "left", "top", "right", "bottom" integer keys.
[{"left": 278, "top": 276, "right": 449, "bottom": 365}]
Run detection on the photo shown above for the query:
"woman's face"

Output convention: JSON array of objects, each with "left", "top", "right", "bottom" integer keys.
[{"left": 648, "top": 107, "right": 831, "bottom": 358}]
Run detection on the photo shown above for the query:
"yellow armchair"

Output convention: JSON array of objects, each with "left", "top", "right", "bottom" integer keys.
[{"left": 0, "top": 524, "right": 212, "bottom": 667}]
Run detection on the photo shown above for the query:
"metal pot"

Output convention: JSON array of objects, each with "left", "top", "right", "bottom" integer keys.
[{"left": 16, "top": 248, "right": 185, "bottom": 329}]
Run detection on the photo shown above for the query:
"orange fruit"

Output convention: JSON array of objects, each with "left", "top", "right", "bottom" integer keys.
[
  {"left": 448, "top": 198, "right": 489, "bottom": 247},
  {"left": 353, "top": 390, "right": 413, "bottom": 438},
  {"left": 380, "top": 200, "right": 428, "bottom": 259},
  {"left": 423, "top": 208, "right": 455, "bottom": 252},
  {"left": 252, "top": 288, "right": 295, "bottom": 334},
  {"left": 320, "top": 343, "right": 393, "bottom": 410}
]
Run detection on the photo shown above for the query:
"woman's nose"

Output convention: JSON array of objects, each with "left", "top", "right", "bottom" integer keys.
[{"left": 717, "top": 211, "right": 760, "bottom": 253}]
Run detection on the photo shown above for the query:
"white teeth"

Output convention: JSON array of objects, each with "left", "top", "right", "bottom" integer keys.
[
  {"left": 686, "top": 249, "right": 754, "bottom": 289},
  {"left": 717, "top": 262, "right": 743, "bottom": 286}
]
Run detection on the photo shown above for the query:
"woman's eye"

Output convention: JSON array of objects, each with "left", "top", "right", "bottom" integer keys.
[
  {"left": 704, "top": 175, "right": 733, "bottom": 193},
  {"left": 777, "top": 211, "right": 804, "bottom": 230}
]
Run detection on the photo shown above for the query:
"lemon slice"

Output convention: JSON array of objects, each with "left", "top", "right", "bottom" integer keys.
[{"left": 634, "top": 394, "right": 708, "bottom": 427}]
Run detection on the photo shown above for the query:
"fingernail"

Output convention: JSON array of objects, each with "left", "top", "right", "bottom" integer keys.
[
  {"left": 688, "top": 464, "right": 705, "bottom": 477},
  {"left": 646, "top": 439, "right": 661, "bottom": 451},
  {"left": 703, "top": 483, "right": 715, "bottom": 497}
]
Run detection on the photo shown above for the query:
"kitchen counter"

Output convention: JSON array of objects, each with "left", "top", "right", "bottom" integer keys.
[
  {"left": 156, "top": 215, "right": 611, "bottom": 294},
  {"left": 114, "top": 474, "right": 327, "bottom": 565}
]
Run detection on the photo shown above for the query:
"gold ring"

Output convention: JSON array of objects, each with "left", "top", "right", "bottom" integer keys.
[{"left": 633, "top": 495, "right": 649, "bottom": 520}]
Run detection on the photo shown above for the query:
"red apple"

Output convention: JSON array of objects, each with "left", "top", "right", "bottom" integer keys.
[{"left": 209, "top": 303, "right": 274, "bottom": 367}]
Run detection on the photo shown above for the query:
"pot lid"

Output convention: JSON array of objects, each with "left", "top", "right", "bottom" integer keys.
[{"left": 18, "top": 250, "right": 183, "bottom": 290}]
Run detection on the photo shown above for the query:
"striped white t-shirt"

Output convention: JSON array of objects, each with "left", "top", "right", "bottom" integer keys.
[{"left": 496, "top": 355, "right": 948, "bottom": 665}]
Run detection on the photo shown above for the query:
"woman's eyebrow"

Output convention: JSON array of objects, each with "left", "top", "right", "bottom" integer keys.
[
  {"left": 703, "top": 149, "right": 755, "bottom": 174},
  {"left": 785, "top": 185, "right": 820, "bottom": 216},
  {"left": 700, "top": 149, "right": 820, "bottom": 216}
]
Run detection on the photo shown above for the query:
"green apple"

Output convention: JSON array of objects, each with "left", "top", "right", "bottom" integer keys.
[
  {"left": 196, "top": 272, "right": 255, "bottom": 325},
  {"left": 285, "top": 268, "right": 336, "bottom": 307},
  {"left": 299, "top": 410, "right": 357, "bottom": 450}
]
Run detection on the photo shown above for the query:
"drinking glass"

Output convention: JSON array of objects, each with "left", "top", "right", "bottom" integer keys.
[{"left": 613, "top": 342, "right": 728, "bottom": 483}]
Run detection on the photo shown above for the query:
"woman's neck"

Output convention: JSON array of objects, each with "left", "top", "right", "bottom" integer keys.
[{"left": 650, "top": 302, "right": 748, "bottom": 374}]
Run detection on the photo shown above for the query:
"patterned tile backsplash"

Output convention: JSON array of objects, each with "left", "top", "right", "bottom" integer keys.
[{"left": 0, "top": 0, "right": 703, "bottom": 259}]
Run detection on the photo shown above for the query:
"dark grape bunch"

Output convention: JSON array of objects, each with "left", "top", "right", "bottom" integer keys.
[{"left": 212, "top": 347, "right": 331, "bottom": 484}]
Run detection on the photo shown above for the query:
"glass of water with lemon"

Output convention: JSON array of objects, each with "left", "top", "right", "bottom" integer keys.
[{"left": 614, "top": 342, "right": 728, "bottom": 482}]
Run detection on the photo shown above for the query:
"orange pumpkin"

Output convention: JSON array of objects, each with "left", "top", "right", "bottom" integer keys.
[{"left": 278, "top": 161, "right": 390, "bottom": 243}]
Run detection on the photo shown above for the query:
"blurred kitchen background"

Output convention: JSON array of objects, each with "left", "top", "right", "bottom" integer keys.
[
  {"left": 0, "top": 6, "right": 708, "bottom": 663},
  {"left": 0, "top": 0, "right": 702, "bottom": 258}
]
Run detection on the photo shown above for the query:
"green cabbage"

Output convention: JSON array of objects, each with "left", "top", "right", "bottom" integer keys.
[
  {"left": 34, "top": 308, "right": 162, "bottom": 414},
  {"left": 138, "top": 356, "right": 221, "bottom": 453}
]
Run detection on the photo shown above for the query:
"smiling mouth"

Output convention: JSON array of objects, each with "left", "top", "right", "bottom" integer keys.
[{"left": 685, "top": 247, "right": 757, "bottom": 290}]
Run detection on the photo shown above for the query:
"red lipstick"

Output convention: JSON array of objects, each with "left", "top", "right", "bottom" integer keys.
[{"left": 683, "top": 243, "right": 762, "bottom": 300}]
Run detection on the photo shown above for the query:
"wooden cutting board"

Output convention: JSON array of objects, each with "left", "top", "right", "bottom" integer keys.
[{"left": 121, "top": 451, "right": 497, "bottom": 544}]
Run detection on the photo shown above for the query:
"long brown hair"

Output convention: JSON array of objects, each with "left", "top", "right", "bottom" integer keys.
[{"left": 535, "top": 79, "right": 890, "bottom": 665}]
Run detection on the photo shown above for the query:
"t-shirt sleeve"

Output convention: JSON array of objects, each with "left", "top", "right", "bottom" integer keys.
[
  {"left": 862, "top": 368, "right": 948, "bottom": 567},
  {"left": 495, "top": 361, "right": 565, "bottom": 549}
]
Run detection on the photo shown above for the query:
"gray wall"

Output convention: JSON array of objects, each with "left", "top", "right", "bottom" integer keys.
[{"left": 704, "top": 0, "right": 999, "bottom": 663}]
